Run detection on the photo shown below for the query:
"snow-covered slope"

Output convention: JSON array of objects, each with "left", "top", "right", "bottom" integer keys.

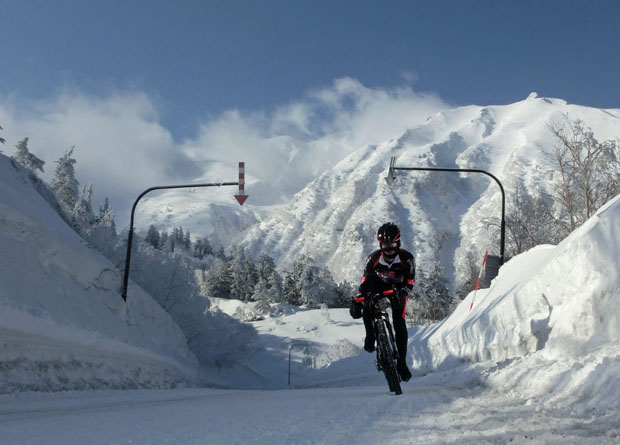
[
  {"left": 408, "top": 193, "right": 620, "bottom": 411},
  {"left": 238, "top": 95, "right": 620, "bottom": 288},
  {"left": 0, "top": 154, "right": 199, "bottom": 392}
]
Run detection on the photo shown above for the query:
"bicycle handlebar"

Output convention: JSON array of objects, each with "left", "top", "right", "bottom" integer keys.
[{"left": 354, "top": 289, "right": 394, "bottom": 303}]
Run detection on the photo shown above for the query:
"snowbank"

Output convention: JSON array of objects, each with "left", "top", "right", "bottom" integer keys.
[
  {"left": 410, "top": 194, "right": 620, "bottom": 409},
  {"left": 0, "top": 155, "right": 199, "bottom": 392}
]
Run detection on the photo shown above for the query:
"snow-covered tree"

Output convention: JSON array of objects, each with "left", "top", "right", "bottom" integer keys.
[
  {"left": 88, "top": 198, "right": 117, "bottom": 258},
  {"left": 12, "top": 137, "right": 45, "bottom": 174},
  {"left": 251, "top": 279, "right": 273, "bottom": 316},
  {"left": 71, "top": 183, "right": 96, "bottom": 234},
  {"left": 409, "top": 263, "right": 452, "bottom": 324},
  {"left": 192, "top": 237, "right": 212, "bottom": 259},
  {"left": 256, "top": 254, "right": 277, "bottom": 282},
  {"left": 287, "top": 256, "right": 339, "bottom": 308},
  {"left": 162, "top": 227, "right": 192, "bottom": 252},
  {"left": 0, "top": 124, "right": 5, "bottom": 146},
  {"left": 160, "top": 230, "right": 169, "bottom": 250},
  {"left": 228, "top": 246, "right": 258, "bottom": 301},
  {"left": 51, "top": 147, "right": 79, "bottom": 211},
  {"left": 200, "top": 257, "right": 232, "bottom": 299},
  {"left": 253, "top": 254, "right": 284, "bottom": 303},
  {"left": 283, "top": 271, "right": 300, "bottom": 305},
  {"left": 145, "top": 225, "right": 161, "bottom": 249},
  {"left": 335, "top": 280, "right": 356, "bottom": 308},
  {"left": 266, "top": 270, "right": 284, "bottom": 303}
]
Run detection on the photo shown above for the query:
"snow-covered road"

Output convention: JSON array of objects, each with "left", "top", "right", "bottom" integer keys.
[{"left": 2, "top": 371, "right": 619, "bottom": 445}]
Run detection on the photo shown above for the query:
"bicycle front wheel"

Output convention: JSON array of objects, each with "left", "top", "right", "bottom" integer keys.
[{"left": 377, "top": 321, "right": 402, "bottom": 395}]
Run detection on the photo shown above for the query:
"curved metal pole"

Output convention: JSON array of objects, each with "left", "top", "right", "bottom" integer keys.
[
  {"left": 389, "top": 164, "right": 505, "bottom": 266},
  {"left": 121, "top": 182, "right": 239, "bottom": 301}
]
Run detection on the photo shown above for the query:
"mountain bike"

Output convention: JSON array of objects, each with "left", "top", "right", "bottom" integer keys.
[{"left": 355, "top": 288, "right": 402, "bottom": 395}]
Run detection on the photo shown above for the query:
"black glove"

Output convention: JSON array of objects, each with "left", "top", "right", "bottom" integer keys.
[
  {"left": 349, "top": 297, "right": 363, "bottom": 319},
  {"left": 391, "top": 287, "right": 410, "bottom": 305},
  {"left": 398, "top": 288, "right": 410, "bottom": 300}
]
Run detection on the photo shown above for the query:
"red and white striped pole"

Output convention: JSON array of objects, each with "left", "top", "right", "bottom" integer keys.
[
  {"left": 469, "top": 251, "right": 488, "bottom": 311},
  {"left": 234, "top": 161, "right": 249, "bottom": 205}
]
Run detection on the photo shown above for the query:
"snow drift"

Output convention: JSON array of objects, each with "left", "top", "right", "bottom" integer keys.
[
  {"left": 410, "top": 193, "right": 620, "bottom": 411},
  {"left": 0, "top": 154, "right": 199, "bottom": 392}
]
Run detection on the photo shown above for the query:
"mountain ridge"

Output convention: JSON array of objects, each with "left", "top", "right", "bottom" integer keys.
[{"left": 138, "top": 95, "right": 620, "bottom": 289}]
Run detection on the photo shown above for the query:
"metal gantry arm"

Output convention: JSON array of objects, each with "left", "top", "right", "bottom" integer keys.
[
  {"left": 121, "top": 181, "right": 240, "bottom": 301},
  {"left": 386, "top": 156, "right": 506, "bottom": 266}
]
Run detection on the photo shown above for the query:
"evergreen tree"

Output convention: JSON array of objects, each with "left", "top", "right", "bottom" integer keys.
[
  {"left": 424, "top": 264, "right": 451, "bottom": 320},
  {"left": 51, "top": 147, "right": 79, "bottom": 211},
  {"left": 227, "top": 246, "right": 258, "bottom": 301},
  {"left": 214, "top": 245, "right": 227, "bottom": 261},
  {"left": 160, "top": 230, "right": 169, "bottom": 251},
  {"left": 251, "top": 279, "right": 273, "bottom": 315},
  {"left": 13, "top": 137, "right": 45, "bottom": 173},
  {"left": 283, "top": 271, "right": 300, "bottom": 305},
  {"left": 71, "top": 183, "right": 95, "bottom": 234},
  {"left": 202, "top": 258, "right": 232, "bottom": 299},
  {"left": 409, "top": 263, "right": 452, "bottom": 323},
  {"left": 88, "top": 197, "right": 117, "bottom": 258},
  {"left": 256, "top": 254, "right": 277, "bottom": 282},
  {"left": 266, "top": 270, "right": 284, "bottom": 303},
  {"left": 192, "top": 237, "right": 213, "bottom": 259},
  {"left": 288, "top": 255, "right": 339, "bottom": 308},
  {"left": 335, "top": 280, "right": 356, "bottom": 308},
  {"left": 0, "top": 124, "right": 5, "bottom": 146},
  {"left": 145, "top": 224, "right": 161, "bottom": 249},
  {"left": 298, "top": 263, "right": 338, "bottom": 308},
  {"left": 98, "top": 198, "right": 113, "bottom": 223},
  {"left": 183, "top": 229, "right": 191, "bottom": 250}
]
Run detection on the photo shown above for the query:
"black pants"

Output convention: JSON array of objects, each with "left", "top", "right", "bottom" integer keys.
[{"left": 363, "top": 296, "right": 408, "bottom": 359}]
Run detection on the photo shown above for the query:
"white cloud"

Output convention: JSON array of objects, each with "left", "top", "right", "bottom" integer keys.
[
  {"left": 0, "top": 90, "right": 196, "bottom": 223},
  {"left": 0, "top": 78, "right": 449, "bottom": 224},
  {"left": 183, "top": 77, "right": 450, "bottom": 203}
]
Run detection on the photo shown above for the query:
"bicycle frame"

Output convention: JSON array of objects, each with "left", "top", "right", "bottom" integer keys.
[
  {"left": 356, "top": 289, "right": 402, "bottom": 394},
  {"left": 368, "top": 292, "right": 399, "bottom": 362}
]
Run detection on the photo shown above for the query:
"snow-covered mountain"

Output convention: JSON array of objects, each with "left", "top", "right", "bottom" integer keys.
[
  {"left": 140, "top": 94, "right": 620, "bottom": 290},
  {"left": 242, "top": 95, "right": 620, "bottom": 288}
]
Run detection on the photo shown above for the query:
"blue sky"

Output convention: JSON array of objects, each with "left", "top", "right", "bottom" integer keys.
[
  {"left": 1, "top": 0, "right": 620, "bottom": 221},
  {"left": 2, "top": 0, "right": 619, "bottom": 139}
]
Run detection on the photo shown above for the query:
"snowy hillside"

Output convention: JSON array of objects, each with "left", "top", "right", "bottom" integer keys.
[{"left": 0, "top": 154, "right": 199, "bottom": 391}]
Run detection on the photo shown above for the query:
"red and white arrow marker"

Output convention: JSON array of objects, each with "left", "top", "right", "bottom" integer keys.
[
  {"left": 234, "top": 161, "right": 249, "bottom": 205},
  {"left": 469, "top": 251, "right": 488, "bottom": 311}
]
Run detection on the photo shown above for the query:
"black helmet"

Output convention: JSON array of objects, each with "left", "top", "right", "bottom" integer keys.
[{"left": 377, "top": 222, "right": 401, "bottom": 257}]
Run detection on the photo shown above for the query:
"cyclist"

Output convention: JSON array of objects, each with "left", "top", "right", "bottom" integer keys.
[{"left": 350, "top": 222, "right": 415, "bottom": 381}]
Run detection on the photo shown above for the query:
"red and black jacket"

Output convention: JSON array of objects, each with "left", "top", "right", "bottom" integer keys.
[{"left": 358, "top": 248, "right": 416, "bottom": 297}]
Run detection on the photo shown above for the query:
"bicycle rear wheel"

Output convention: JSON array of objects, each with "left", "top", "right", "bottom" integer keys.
[{"left": 377, "top": 321, "right": 402, "bottom": 395}]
